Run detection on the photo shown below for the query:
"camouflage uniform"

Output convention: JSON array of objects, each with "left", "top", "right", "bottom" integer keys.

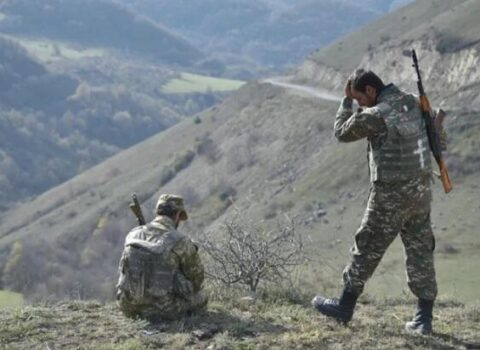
[
  {"left": 116, "top": 195, "right": 208, "bottom": 320},
  {"left": 334, "top": 84, "right": 437, "bottom": 301}
]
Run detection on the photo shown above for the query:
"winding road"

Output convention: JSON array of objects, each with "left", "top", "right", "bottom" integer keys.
[{"left": 263, "top": 77, "right": 342, "bottom": 102}]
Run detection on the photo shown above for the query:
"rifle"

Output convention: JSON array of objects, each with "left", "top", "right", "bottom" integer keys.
[
  {"left": 129, "top": 193, "right": 146, "bottom": 225},
  {"left": 412, "top": 49, "right": 452, "bottom": 193}
]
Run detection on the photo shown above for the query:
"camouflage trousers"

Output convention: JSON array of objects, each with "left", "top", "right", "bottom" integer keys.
[
  {"left": 118, "top": 290, "right": 208, "bottom": 321},
  {"left": 342, "top": 175, "right": 437, "bottom": 300}
]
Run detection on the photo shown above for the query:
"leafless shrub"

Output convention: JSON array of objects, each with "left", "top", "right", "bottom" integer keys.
[
  {"left": 200, "top": 213, "right": 307, "bottom": 294},
  {"left": 196, "top": 137, "right": 220, "bottom": 164}
]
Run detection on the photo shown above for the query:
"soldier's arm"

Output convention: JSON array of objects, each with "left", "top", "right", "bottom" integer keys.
[
  {"left": 115, "top": 250, "right": 127, "bottom": 290},
  {"left": 172, "top": 238, "right": 205, "bottom": 292},
  {"left": 334, "top": 97, "right": 388, "bottom": 142}
]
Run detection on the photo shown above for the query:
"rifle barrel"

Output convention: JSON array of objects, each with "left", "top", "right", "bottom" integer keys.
[{"left": 412, "top": 50, "right": 425, "bottom": 95}]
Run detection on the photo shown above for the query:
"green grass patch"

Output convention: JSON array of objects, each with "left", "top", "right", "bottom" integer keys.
[
  {"left": 162, "top": 72, "right": 245, "bottom": 94},
  {"left": 0, "top": 290, "right": 23, "bottom": 309},
  {"left": 7, "top": 35, "right": 107, "bottom": 62}
]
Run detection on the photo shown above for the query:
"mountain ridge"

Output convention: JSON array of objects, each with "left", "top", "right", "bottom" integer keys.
[
  {"left": 0, "top": 0, "right": 203, "bottom": 66},
  {"left": 293, "top": 0, "right": 480, "bottom": 110}
]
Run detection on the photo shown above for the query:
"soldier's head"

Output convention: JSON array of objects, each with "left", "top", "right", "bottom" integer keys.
[
  {"left": 349, "top": 69, "right": 385, "bottom": 107},
  {"left": 155, "top": 194, "right": 188, "bottom": 228}
]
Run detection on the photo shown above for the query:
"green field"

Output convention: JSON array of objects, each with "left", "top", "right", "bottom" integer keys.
[
  {"left": 7, "top": 36, "right": 107, "bottom": 62},
  {"left": 0, "top": 290, "right": 23, "bottom": 309},
  {"left": 162, "top": 72, "right": 245, "bottom": 93}
]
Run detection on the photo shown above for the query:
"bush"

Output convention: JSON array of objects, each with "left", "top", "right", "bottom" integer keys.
[
  {"left": 196, "top": 137, "right": 220, "bottom": 164},
  {"left": 173, "top": 150, "right": 195, "bottom": 173},
  {"left": 217, "top": 186, "right": 236, "bottom": 202},
  {"left": 200, "top": 213, "right": 307, "bottom": 294}
]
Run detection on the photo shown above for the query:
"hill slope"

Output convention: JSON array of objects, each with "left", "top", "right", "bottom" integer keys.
[
  {"left": 0, "top": 37, "right": 85, "bottom": 210},
  {"left": 1, "top": 79, "right": 479, "bottom": 303},
  {"left": 0, "top": 0, "right": 238, "bottom": 211},
  {"left": 0, "top": 298, "right": 479, "bottom": 349},
  {"left": 0, "top": 0, "right": 479, "bottom": 307},
  {"left": 0, "top": 35, "right": 194, "bottom": 212}
]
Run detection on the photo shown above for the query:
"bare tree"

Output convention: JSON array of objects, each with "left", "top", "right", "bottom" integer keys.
[{"left": 200, "top": 214, "right": 307, "bottom": 294}]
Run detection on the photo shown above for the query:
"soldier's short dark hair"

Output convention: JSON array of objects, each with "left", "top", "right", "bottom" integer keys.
[{"left": 350, "top": 69, "right": 385, "bottom": 93}]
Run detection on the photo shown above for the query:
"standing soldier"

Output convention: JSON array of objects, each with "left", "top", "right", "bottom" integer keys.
[
  {"left": 313, "top": 69, "right": 439, "bottom": 335},
  {"left": 117, "top": 194, "right": 208, "bottom": 321}
]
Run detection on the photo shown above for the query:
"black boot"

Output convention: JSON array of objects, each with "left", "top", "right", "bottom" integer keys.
[
  {"left": 312, "top": 289, "right": 358, "bottom": 324},
  {"left": 405, "top": 299, "right": 433, "bottom": 335}
]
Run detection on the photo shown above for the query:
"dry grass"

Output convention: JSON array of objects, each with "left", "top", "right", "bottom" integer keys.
[{"left": 0, "top": 297, "right": 479, "bottom": 350}]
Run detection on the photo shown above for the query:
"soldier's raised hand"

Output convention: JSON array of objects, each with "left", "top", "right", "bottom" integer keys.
[{"left": 344, "top": 79, "right": 353, "bottom": 100}]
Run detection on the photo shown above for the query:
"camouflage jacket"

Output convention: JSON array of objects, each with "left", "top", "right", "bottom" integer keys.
[
  {"left": 333, "top": 84, "right": 446, "bottom": 182},
  {"left": 120, "top": 215, "right": 205, "bottom": 297},
  {"left": 335, "top": 84, "right": 391, "bottom": 143}
]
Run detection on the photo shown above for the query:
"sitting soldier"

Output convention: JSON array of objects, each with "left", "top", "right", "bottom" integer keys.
[{"left": 116, "top": 194, "right": 208, "bottom": 321}]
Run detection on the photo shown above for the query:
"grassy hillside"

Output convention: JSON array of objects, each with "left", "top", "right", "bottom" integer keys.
[
  {"left": 0, "top": 36, "right": 84, "bottom": 209},
  {"left": 0, "top": 0, "right": 429, "bottom": 211},
  {"left": 0, "top": 35, "right": 187, "bottom": 212},
  {"left": 1, "top": 79, "right": 479, "bottom": 305},
  {"left": 0, "top": 36, "right": 77, "bottom": 109},
  {"left": 0, "top": 298, "right": 479, "bottom": 349},
  {"left": 0, "top": 13, "right": 236, "bottom": 212},
  {"left": 0, "top": 0, "right": 479, "bottom": 317},
  {"left": 0, "top": 82, "right": 339, "bottom": 300},
  {"left": 0, "top": 0, "right": 203, "bottom": 66}
]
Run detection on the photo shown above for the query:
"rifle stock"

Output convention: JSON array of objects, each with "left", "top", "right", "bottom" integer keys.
[
  {"left": 439, "top": 159, "right": 453, "bottom": 193},
  {"left": 129, "top": 193, "right": 146, "bottom": 225},
  {"left": 418, "top": 95, "right": 430, "bottom": 112}
]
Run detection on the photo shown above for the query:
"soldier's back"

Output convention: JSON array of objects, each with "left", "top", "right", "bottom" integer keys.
[{"left": 117, "top": 217, "right": 207, "bottom": 320}]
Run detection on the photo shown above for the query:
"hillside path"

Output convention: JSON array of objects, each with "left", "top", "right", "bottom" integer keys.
[{"left": 263, "top": 77, "right": 342, "bottom": 102}]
